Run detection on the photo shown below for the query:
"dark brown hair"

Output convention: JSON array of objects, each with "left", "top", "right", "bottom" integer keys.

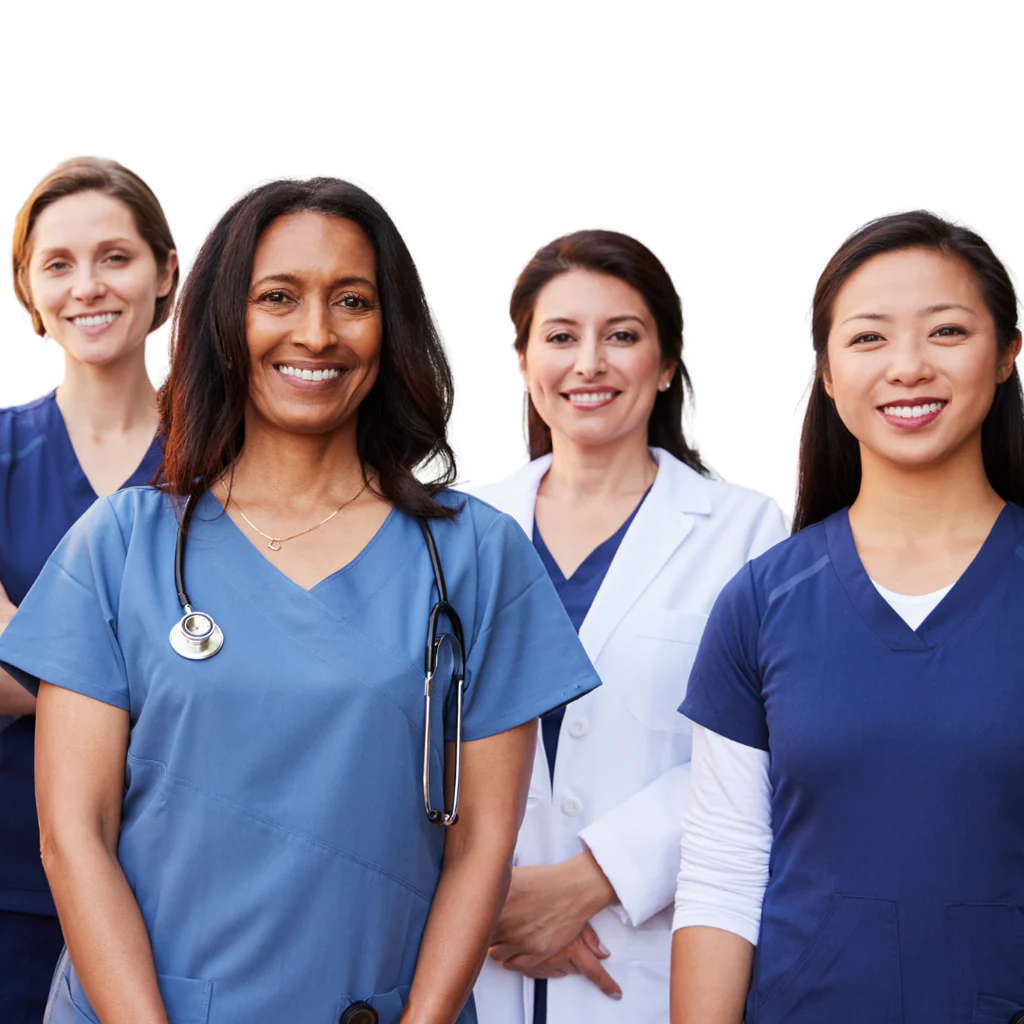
[
  {"left": 510, "top": 229, "right": 707, "bottom": 472},
  {"left": 12, "top": 156, "right": 178, "bottom": 336},
  {"left": 793, "top": 210, "right": 1024, "bottom": 532},
  {"left": 157, "top": 177, "right": 458, "bottom": 518}
]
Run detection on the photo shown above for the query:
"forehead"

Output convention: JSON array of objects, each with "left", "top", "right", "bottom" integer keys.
[
  {"left": 31, "top": 191, "right": 140, "bottom": 250},
  {"left": 834, "top": 248, "right": 987, "bottom": 319},
  {"left": 252, "top": 212, "right": 376, "bottom": 280},
  {"left": 534, "top": 268, "right": 649, "bottom": 320}
]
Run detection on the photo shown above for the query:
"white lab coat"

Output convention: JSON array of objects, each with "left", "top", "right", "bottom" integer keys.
[{"left": 469, "top": 448, "right": 787, "bottom": 1024}]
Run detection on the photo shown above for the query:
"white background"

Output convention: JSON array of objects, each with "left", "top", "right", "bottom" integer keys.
[{"left": 1, "top": 0, "right": 1020, "bottom": 515}]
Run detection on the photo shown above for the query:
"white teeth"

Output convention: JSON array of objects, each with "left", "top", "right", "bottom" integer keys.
[
  {"left": 881, "top": 401, "right": 945, "bottom": 418},
  {"left": 72, "top": 312, "right": 119, "bottom": 327},
  {"left": 568, "top": 391, "right": 615, "bottom": 405},
  {"left": 276, "top": 365, "right": 340, "bottom": 381}
]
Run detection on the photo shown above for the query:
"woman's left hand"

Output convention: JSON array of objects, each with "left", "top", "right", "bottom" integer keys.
[{"left": 488, "top": 851, "right": 617, "bottom": 970}]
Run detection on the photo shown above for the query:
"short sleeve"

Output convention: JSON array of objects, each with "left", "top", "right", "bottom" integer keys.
[
  {"left": 0, "top": 497, "right": 130, "bottom": 709},
  {"left": 454, "top": 511, "right": 600, "bottom": 742},
  {"left": 679, "top": 561, "right": 768, "bottom": 751}
]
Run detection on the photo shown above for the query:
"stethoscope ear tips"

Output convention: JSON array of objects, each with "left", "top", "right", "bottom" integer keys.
[{"left": 169, "top": 610, "right": 224, "bottom": 660}]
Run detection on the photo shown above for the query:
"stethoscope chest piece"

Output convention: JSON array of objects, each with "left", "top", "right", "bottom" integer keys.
[{"left": 169, "top": 610, "right": 223, "bottom": 660}]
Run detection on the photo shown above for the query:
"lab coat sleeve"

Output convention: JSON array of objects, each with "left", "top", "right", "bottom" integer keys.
[{"left": 579, "top": 760, "right": 692, "bottom": 927}]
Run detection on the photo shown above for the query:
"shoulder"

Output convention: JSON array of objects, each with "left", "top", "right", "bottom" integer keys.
[
  {"left": 462, "top": 457, "right": 551, "bottom": 513},
  {"left": 80, "top": 486, "right": 177, "bottom": 544},
  {"left": 431, "top": 489, "right": 529, "bottom": 550},
  {"left": 0, "top": 391, "right": 58, "bottom": 454},
  {"left": 655, "top": 450, "right": 779, "bottom": 518},
  {"left": 740, "top": 515, "right": 834, "bottom": 610}
]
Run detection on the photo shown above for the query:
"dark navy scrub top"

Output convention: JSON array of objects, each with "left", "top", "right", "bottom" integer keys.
[
  {"left": 531, "top": 490, "right": 648, "bottom": 1024},
  {"left": 0, "top": 391, "right": 160, "bottom": 917},
  {"left": 682, "top": 504, "right": 1024, "bottom": 1024}
]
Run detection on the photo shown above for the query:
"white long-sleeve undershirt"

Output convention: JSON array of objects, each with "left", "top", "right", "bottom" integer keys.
[{"left": 673, "top": 580, "right": 950, "bottom": 944}]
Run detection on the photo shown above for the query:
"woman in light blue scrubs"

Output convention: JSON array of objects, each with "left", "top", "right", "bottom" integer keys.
[
  {"left": 0, "top": 157, "right": 177, "bottom": 1023},
  {"left": 0, "top": 177, "right": 599, "bottom": 1024}
]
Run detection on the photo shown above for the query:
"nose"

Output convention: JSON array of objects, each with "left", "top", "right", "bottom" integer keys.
[
  {"left": 292, "top": 298, "right": 337, "bottom": 353},
  {"left": 70, "top": 266, "right": 106, "bottom": 303},
  {"left": 886, "top": 336, "right": 934, "bottom": 388},
  {"left": 573, "top": 334, "right": 606, "bottom": 380}
]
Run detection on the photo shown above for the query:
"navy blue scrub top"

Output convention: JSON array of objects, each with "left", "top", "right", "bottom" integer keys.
[
  {"left": 0, "top": 391, "right": 160, "bottom": 916},
  {"left": 682, "top": 504, "right": 1024, "bottom": 1024}
]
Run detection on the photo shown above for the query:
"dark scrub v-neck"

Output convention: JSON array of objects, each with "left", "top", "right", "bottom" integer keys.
[
  {"left": 531, "top": 487, "right": 649, "bottom": 1024},
  {"left": 682, "top": 503, "right": 1024, "bottom": 1024},
  {"left": 0, "top": 391, "right": 160, "bottom": 1020}
]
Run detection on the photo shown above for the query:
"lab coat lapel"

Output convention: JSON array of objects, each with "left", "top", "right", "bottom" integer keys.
[
  {"left": 475, "top": 455, "right": 551, "bottom": 537},
  {"left": 577, "top": 450, "right": 711, "bottom": 665}
]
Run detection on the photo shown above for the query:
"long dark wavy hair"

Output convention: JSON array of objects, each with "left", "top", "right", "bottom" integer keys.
[
  {"left": 157, "top": 177, "right": 458, "bottom": 518},
  {"left": 509, "top": 229, "right": 707, "bottom": 472},
  {"left": 793, "top": 210, "right": 1024, "bottom": 532}
]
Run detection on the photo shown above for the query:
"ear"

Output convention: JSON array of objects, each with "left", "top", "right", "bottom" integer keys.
[
  {"left": 997, "top": 332, "right": 1023, "bottom": 384},
  {"left": 157, "top": 250, "right": 179, "bottom": 299},
  {"left": 660, "top": 357, "right": 679, "bottom": 390},
  {"left": 518, "top": 349, "right": 530, "bottom": 391},
  {"left": 822, "top": 364, "right": 835, "bottom": 400}
]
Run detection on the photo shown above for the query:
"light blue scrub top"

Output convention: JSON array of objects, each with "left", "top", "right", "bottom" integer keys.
[{"left": 0, "top": 486, "right": 599, "bottom": 1024}]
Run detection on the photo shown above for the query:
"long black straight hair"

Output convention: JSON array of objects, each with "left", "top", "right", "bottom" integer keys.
[
  {"left": 509, "top": 229, "right": 707, "bottom": 473},
  {"left": 158, "top": 177, "right": 458, "bottom": 518},
  {"left": 793, "top": 211, "right": 1024, "bottom": 533}
]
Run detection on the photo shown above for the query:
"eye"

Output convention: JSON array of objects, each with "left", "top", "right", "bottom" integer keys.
[
  {"left": 851, "top": 332, "right": 884, "bottom": 345},
  {"left": 257, "top": 289, "right": 291, "bottom": 305},
  {"left": 546, "top": 331, "right": 574, "bottom": 345},
  {"left": 609, "top": 329, "right": 638, "bottom": 343},
  {"left": 45, "top": 260, "right": 71, "bottom": 273},
  {"left": 336, "top": 292, "right": 369, "bottom": 310},
  {"left": 932, "top": 325, "right": 967, "bottom": 339},
  {"left": 105, "top": 253, "right": 130, "bottom": 265}
]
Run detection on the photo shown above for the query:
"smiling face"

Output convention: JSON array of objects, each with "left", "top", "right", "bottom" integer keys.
[
  {"left": 825, "top": 247, "right": 1020, "bottom": 472},
  {"left": 244, "top": 211, "right": 383, "bottom": 438},
  {"left": 520, "top": 269, "right": 675, "bottom": 453},
  {"left": 25, "top": 190, "right": 176, "bottom": 366}
]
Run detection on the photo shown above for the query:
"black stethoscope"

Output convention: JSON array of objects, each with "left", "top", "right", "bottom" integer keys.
[{"left": 169, "top": 493, "right": 468, "bottom": 830}]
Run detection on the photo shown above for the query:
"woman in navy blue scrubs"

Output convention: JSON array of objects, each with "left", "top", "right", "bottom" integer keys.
[
  {"left": 0, "top": 157, "right": 177, "bottom": 1021},
  {"left": 671, "top": 212, "right": 1024, "bottom": 1024}
]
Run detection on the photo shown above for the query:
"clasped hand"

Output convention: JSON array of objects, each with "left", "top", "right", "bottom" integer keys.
[{"left": 487, "top": 855, "right": 621, "bottom": 1000}]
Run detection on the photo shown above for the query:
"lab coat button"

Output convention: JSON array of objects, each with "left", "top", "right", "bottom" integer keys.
[
  {"left": 340, "top": 1002, "right": 377, "bottom": 1024},
  {"left": 561, "top": 796, "right": 583, "bottom": 816},
  {"left": 567, "top": 719, "right": 587, "bottom": 738}
]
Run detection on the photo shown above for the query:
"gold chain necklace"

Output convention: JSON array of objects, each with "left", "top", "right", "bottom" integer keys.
[{"left": 222, "top": 478, "right": 370, "bottom": 551}]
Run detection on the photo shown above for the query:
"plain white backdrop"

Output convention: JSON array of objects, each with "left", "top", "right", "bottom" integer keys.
[{"left": 1, "top": 0, "right": 1020, "bottom": 515}]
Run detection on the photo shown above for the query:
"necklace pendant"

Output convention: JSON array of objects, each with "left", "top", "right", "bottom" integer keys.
[{"left": 267, "top": 538, "right": 283, "bottom": 552}]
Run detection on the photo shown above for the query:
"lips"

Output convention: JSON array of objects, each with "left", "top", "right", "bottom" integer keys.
[
  {"left": 561, "top": 388, "right": 620, "bottom": 409},
  {"left": 878, "top": 398, "right": 948, "bottom": 430}
]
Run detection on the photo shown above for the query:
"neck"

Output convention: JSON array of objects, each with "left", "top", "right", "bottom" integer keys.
[
  {"left": 850, "top": 434, "right": 1003, "bottom": 540},
  {"left": 542, "top": 430, "right": 656, "bottom": 500},
  {"left": 228, "top": 412, "right": 367, "bottom": 507},
  {"left": 56, "top": 349, "right": 156, "bottom": 437}
]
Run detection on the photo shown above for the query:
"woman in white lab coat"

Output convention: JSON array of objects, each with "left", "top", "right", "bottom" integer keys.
[{"left": 471, "top": 229, "right": 787, "bottom": 1024}]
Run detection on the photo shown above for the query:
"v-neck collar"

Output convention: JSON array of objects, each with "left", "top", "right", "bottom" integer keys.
[
  {"left": 196, "top": 488, "right": 400, "bottom": 597},
  {"left": 42, "top": 389, "right": 161, "bottom": 504},
  {"left": 824, "top": 504, "right": 1019, "bottom": 652}
]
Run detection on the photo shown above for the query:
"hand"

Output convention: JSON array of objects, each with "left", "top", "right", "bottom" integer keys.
[
  {"left": 522, "top": 924, "right": 622, "bottom": 1000},
  {"left": 488, "top": 852, "right": 617, "bottom": 970},
  {"left": 0, "top": 580, "right": 15, "bottom": 631}
]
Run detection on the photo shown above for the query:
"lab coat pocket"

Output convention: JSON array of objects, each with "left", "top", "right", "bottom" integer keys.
[
  {"left": 628, "top": 612, "right": 707, "bottom": 733},
  {"left": 66, "top": 965, "right": 212, "bottom": 1023},
  {"left": 337, "top": 984, "right": 411, "bottom": 1024},
  {"left": 757, "top": 895, "right": 902, "bottom": 1024},
  {"left": 972, "top": 993, "right": 1024, "bottom": 1022},
  {"left": 947, "top": 903, "right": 1024, "bottom": 1022}
]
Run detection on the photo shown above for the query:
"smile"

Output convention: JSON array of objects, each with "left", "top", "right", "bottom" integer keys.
[
  {"left": 276, "top": 365, "right": 342, "bottom": 382},
  {"left": 70, "top": 312, "right": 120, "bottom": 331},
  {"left": 562, "top": 389, "right": 619, "bottom": 409},
  {"left": 879, "top": 400, "right": 947, "bottom": 428}
]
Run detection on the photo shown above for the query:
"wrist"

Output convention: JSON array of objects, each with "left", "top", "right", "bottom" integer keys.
[{"left": 568, "top": 850, "right": 616, "bottom": 918}]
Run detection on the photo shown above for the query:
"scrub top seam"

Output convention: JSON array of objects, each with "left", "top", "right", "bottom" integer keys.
[{"left": 124, "top": 752, "right": 435, "bottom": 903}]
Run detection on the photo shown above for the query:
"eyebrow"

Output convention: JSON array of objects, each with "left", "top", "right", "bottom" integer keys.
[
  {"left": 840, "top": 303, "right": 978, "bottom": 325},
  {"left": 35, "top": 238, "right": 136, "bottom": 259},
  {"left": 538, "top": 314, "right": 647, "bottom": 329},
  {"left": 251, "top": 272, "right": 377, "bottom": 293}
]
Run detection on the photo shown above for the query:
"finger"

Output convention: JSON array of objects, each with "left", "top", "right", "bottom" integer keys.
[
  {"left": 568, "top": 946, "right": 621, "bottom": 1000},
  {"left": 579, "top": 923, "right": 611, "bottom": 959},
  {"left": 505, "top": 952, "right": 543, "bottom": 972},
  {"left": 523, "top": 964, "right": 569, "bottom": 980}
]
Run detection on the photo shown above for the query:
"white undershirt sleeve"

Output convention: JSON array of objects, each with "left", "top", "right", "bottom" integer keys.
[{"left": 673, "top": 724, "right": 773, "bottom": 946}]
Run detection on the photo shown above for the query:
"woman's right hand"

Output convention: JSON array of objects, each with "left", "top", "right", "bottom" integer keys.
[{"left": 521, "top": 924, "right": 622, "bottom": 1000}]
